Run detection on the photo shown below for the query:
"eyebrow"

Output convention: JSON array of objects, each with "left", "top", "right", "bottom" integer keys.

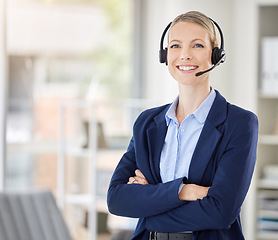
[
  {"left": 169, "top": 38, "right": 206, "bottom": 44},
  {"left": 192, "top": 38, "right": 205, "bottom": 43},
  {"left": 169, "top": 39, "right": 182, "bottom": 44}
]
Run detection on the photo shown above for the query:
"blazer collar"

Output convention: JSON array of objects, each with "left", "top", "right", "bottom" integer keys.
[
  {"left": 153, "top": 104, "right": 171, "bottom": 126},
  {"left": 188, "top": 90, "right": 227, "bottom": 183},
  {"left": 146, "top": 105, "right": 170, "bottom": 183},
  {"left": 206, "top": 89, "right": 227, "bottom": 127}
]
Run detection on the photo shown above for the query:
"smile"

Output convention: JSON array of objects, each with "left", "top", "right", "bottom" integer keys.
[{"left": 178, "top": 65, "right": 198, "bottom": 71}]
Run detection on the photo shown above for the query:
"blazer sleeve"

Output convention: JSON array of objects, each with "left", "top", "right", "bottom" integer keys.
[
  {"left": 145, "top": 112, "right": 258, "bottom": 232},
  {"left": 107, "top": 137, "right": 185, "bottom": 218}
]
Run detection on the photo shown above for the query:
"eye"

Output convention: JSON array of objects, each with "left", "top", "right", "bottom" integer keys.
[
  {"left": 170, "top": 44, "right": 180, "bottom": 49},
  {"left": 194, "top": 44, "right": 204, "bottom": 48}
]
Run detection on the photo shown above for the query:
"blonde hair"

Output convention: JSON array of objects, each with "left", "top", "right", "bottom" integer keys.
[{"left": 169, "top": 11, "right": 218, "bottom": 48}]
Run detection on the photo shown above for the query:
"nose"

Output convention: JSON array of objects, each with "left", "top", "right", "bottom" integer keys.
[{"left": 180, "top": 47, "right": 192, "bottom": 61}]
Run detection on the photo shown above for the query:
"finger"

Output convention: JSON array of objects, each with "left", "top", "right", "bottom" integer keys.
[
  {"left": 135, "top": 169, "right": 145, "bottom": 178},
  {"left": 128, "top": 177, "right": 134, "bottom": 182},
  {"left": 135, "top": 176, "right": 148, "bottom": 185},
  {"left": 127, "top": 177, "right": 136, "bottom": 184}
]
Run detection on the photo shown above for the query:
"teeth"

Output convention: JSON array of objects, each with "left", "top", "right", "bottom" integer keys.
[{"left": 179, "top": 66, "right": 197, "bottom": 71}]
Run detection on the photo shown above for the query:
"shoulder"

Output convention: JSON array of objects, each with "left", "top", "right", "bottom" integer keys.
[
  {"left": 227, "top": 103, "right": 258, "bottom": 124},
  {"left": 212, "top": 90, "right": 258, "bottom": 135},
  {"left": 222, "top": 101, "right": 258, "bottom": 138},
  {"left": 133, "top": 104, "right": 170, "bottom": 129},
  {"left": 134, "top": 104, "right": 170, "bottom": 125},
  {"left": 213, "top": 89, "right": 258, "bottom": 125}
]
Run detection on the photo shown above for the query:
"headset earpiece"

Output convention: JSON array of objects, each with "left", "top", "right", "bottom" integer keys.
[
  {"left": 159, "top": 22, "right": 172, "bottom": 65},
  {"left": 210, "top": 18, "right": 226, "bottom": 66},
  {"left": 211, "top": 47, "right": 226, "bottom": 65},
  {"left": 159, "top": 48, "right": 167, "bottom": 64}
]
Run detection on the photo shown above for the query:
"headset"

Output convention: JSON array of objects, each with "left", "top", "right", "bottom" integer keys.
[{"left": 159, "top": 17, "right": 226, "bottom": 77}]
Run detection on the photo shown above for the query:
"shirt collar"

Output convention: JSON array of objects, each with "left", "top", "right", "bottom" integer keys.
[
  {"left": 165, "top": 96, "right": 179, "bottom": 126},
  {"left": 165, "top": 88, "right": 216, "bottom": 126}
]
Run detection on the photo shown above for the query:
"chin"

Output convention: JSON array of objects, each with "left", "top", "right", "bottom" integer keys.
[{"left": 177, "top": 76, "right": 210, "bottom": 87}]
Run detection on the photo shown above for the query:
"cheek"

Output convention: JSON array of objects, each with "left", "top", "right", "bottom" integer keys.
[
  {"left": 208, "top": 51, "right": 213, "bottom": 64},
  {"left": 167, "top": 52, "right": 179, "bottom": 75},
  {"left": 167, "top": 55, "right": 177, "bottom": 78},
  {"left": 167, "top": 63, "right": 176, "bottom": 77},
  {"left": 199, "top": 51, "right": 212, "bottom": 66},
  {"left": 167, "top": 50, "right": 175, "bottom": 64}
]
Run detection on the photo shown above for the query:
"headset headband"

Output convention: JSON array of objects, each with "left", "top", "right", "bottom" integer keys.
[{"left": 160, "top": 18, "right": 224, "bottom": 53}]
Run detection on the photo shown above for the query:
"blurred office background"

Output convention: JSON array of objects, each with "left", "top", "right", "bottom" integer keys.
[{"left": 0, "top": 0, "right": 278, "bottom": 240}]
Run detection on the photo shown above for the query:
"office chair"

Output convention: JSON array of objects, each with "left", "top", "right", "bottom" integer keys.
[{"left": 0, "top": 189, "right": 72, "bottom": 240}]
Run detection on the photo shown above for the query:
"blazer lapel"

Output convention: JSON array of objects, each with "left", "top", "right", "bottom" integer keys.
[
  {"left": 146, "top": 106, "right": 170, "bottom": 183},
  {"left": 188, "top": 90, "right": 227, "bottom": 184}
]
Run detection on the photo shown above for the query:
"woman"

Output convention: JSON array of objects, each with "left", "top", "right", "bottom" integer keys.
[{"left": 107, "top": 11, "right": 258, "bottom": 240}]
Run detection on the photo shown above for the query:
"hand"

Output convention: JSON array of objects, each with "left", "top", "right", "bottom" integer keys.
[
  {"left": 178, "top": 184, "right": 210, "bottom": 201},
  {"left": 127, "top": 169, "right": 149, "bottom": 185}
]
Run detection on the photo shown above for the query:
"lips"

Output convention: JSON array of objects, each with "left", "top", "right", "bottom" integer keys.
[{"left": 177, "top": 65, "right": 198, "bottom": 71}]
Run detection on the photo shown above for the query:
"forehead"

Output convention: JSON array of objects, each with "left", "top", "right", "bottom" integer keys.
[{"left": 168, "top": 21, "right": 210, "bottom": 42}]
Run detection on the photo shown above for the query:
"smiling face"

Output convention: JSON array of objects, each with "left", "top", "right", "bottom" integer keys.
[{"left": 167, "top": 21, "right": 213, "bottom": 87}]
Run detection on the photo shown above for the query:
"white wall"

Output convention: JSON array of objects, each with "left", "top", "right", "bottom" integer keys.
[
  {"left": 230, "top": 0, "right": 258, "bottom": 112},
  {"left": 140, "top": 0, "right": 234, "bottom": 104}
]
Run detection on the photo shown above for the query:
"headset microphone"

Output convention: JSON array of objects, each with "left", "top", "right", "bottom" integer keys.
[
  {"left": 159, "top": 17, "right": 226, "bottom": 77},
  {"left": 195, "top": 65, "right": 216, "bottom": 77},
  {"left": 195, "top": 51, "right": 226, "bottom": 77}
]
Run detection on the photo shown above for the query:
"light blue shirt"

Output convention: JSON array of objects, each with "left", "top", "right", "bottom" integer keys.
[{"left": 160, "top": 88, "right": 216, "bottom": 187}]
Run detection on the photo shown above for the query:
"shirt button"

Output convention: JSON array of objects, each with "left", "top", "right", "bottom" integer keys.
[{"left": 180, "top": 128, "right": 184, "bottom": 133}]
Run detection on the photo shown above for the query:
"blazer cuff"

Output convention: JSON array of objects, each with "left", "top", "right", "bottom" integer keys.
[
  {"left": 178, "top": 183, "right": 185, "bottom": 193},
  {"left": 178, "top": 177, "right": 188, "bottom": 194}
]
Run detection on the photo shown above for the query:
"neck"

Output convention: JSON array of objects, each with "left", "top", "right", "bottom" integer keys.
[{"left": 176, "top": 84, "right": 211, "bottom": 118}]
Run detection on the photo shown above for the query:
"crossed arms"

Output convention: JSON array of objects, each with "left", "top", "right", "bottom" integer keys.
[
  {"left": 128, "top": 169, "right": 210, "bottom": 201},
  {"left": 107, "top": 113, "right": 258, "bottom": 232}
]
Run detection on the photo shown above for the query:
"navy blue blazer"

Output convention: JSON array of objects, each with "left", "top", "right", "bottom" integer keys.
[{"left": 107, "top": 90, "right": 258, "bottom": 240}]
